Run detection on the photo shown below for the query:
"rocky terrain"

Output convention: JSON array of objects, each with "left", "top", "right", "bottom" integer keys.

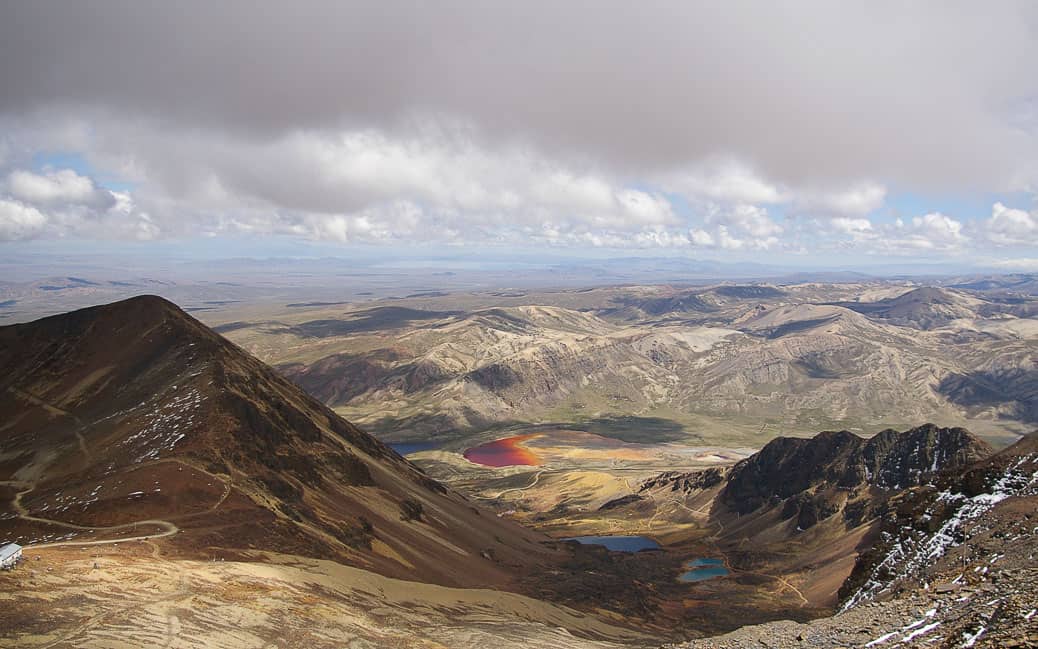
[
  {"left": 596, "top": 425, "right": 998, "bottom": 612},
  {"left": 718, "top": 424, "right": 991, "bottom": 525},
  {"left": 672, "top": 431, "right": 1038, "bottom": 648},
  {"left": 0, "top": 296, "right": 560, "bottom": 588}
]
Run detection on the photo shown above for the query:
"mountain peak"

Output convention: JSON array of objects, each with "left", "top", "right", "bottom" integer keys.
[
  {"left": 892, "top": 286, "right": 956, "bottom": 304},
  {"left": 0, "top": 297, "right": 554, "bottom": 588}
]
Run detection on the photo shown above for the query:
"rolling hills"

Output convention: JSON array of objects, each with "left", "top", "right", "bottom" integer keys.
[{"left": 210, "top": 282, "right": 1038, "bottom": 446}]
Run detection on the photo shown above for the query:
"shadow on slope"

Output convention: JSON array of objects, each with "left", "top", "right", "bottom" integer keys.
[
  {"left": 283, "top": 306, "right": 461, "bottom": 338},
  {"left": 937, "top": 369, "right": 1038, "bottom": 423}
]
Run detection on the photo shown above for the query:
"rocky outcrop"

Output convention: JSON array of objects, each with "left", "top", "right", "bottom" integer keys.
[
  {"left": 674, "top": 431, "right": 1038, "bottom": 648},
  {"left": 640, "top": 467, "right": 727, "bottom": 493},
  {"left": 839, "top": 431, "right": 1038, "bottom": 608},
  {"left": 719, "top": 425, "right": 992, "bottom": 525}
]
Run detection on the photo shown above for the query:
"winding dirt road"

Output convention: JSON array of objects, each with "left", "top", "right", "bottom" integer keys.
[
  {"left": 12, "top": 482, "right": 181, "bottom": 549},
  {"left": 7, "top": 455, "right": 238, "bottom": 551}
]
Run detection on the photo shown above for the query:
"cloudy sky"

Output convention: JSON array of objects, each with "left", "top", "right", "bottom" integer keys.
[{"left": 1, "top": 2, "right": 1037, "bottom": 268}]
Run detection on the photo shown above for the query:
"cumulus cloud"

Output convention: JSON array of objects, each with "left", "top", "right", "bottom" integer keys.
[
  {"left": 0, "top": 120, "right": 690, "bottom": 246},
  {"left": 980, "top": 201, "right": 1037, "bottom": 246},
  {"left": 0, "top": 165, "right": 160, "bottom": 241},
  {"left": 0, "top": 119, "right": 1028, "bottom": 259},
  {"left": 661, "top": 162, "right": 888, "bottom": 222},
  {"left": 803, "top": 211, "right": 971, "bottom": 256},
  {"left": 687, "top": 203, "right": 784, "bottom": 251},
  {"left": 828, "top": 217, "right": 874, "bottom": 235},
  {"left": 884, "top": 213, "right": 968, "bottom": 251},
  {"left": 662, "top": 161, "right": 789, "bottom": 205},
  {"left": 6, "top": 168, "right": 113, "bottom": 208},
  {"left": 0, "top": 198, "right": 47, "bottom": 240},
  {"left": 726, "top": 204, "right": 783, "bottom": 239}
]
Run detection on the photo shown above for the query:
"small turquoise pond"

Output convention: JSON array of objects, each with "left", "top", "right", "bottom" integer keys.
[
  {"left": 564, "top": 535, "right": 661, "bottom": 552},
  {"left": 679, "top": 557, "right": 729, "bottom": 582}
]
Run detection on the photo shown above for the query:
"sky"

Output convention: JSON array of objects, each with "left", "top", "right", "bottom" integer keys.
[{"left": 0, "top": 2, "right": 1037, "bottom": 271}]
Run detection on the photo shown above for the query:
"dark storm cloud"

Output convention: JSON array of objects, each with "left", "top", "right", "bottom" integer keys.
[{"left": 2, "top": 1, "right": 1037, "bottom": 189}]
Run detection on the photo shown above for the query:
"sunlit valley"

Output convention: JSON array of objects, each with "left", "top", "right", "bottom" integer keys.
[{"left": 3, "top": 4, "right": 1038, "bottom": 648}]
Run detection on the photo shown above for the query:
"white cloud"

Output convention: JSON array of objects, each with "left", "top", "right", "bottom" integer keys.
[
  {"left": 828, "top": 217, "right": 874, "bottom": 234},
  {"left": 726, "top": 203, "right": 783, "bottom": 238},
  {"left": 0, "top": 198, "right": 48, "bottom": 240},
  {"left": 804, "top": 211, "right": 970, "bottom": 256},
  {"left": 19, "top": 121, "right": 691, "bottom": 246},
  {"left": 0, "top": 166, "right": 164, "bottom": 241},
  {"left": 615, "top": 189, "right": 675, "bottom": 225},
  {"left": 981, "top": 201, "right": 1037, "bottom": 246},
  {"left": 0, "top": 115, "right": 1031, "bottom": 260},
  {"left": 882, "top": 212, "right": 967, "bottom": 251},
  {"left": 795, "top": 182, "right": 887, "bottom": 216},
  {"left": 662, "top": 162, "right": 887, "bottom": 223},
  {"left": 686, "top": 204, "right": 782, "bottom": 251},
  {"left": 6, "top": 168, "right": 113, "bottom": 208},
  {"left": 662, "top": 161, "right": 788, "bottom": 205},
  {"left": 534, "top": 172, "right": 616, "bottom": 214},
  {"left": 1, "top": 5, "right": 1038, "bottom": 265},
  {"left": 689, "top": 228, "right": 715, "bottom": 246},
  {"left": 304, "top": 201, "right": 423, "bottom": 243}
]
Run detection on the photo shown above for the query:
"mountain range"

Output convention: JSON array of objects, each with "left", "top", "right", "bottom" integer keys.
[
  {"left": 211, "top": 282, "right": 1038, "bottom": 447},
  {"left": 1, "top": 294, "right": 1035, "bottom": 647}
]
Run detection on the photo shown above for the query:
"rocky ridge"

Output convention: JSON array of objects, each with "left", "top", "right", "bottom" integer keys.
[{"left": 670, "top": 432, "right": 1038, "bottom": 648}]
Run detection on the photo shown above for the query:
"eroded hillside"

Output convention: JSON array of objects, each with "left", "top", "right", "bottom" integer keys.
[
  {"left": 214, "top": 282, "right": 1038, "bottom": 446},
  {"left": 0, "top": 296, "right": 559, "bottom": 588}
]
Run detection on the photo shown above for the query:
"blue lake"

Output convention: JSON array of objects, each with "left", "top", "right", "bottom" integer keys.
[
  {"left": 679, "top": 557, "right": 729, "bottom": 582},
  {"left": 564, "top": 535, "right": 661, "bottom": 552},
  {"left": 388, "top": 441, "right": 441, "bottom": 456}
]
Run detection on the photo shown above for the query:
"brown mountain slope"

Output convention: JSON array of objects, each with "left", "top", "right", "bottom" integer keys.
[
  {"left": 628, "top": 425, "right": 994, "bottom": 609},
  {"left": 718, "top": 424, "right": 992, "bottom": 520},
  {"left": 0, "top": 295, "right": 556, "bottom": 588},
  {"left": 675, "top": 431, "right": 1038, "bottom": 648}
]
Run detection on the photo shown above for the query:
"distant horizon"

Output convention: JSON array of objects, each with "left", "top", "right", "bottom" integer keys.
[{"left": 4, "top": 237, "right": 1037, "bottom": 283}]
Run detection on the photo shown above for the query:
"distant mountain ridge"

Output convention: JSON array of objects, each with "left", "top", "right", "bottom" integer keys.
[
  {"left": 829, "top": 286, "right": 981, "bottom": 329},
  {"left": 260, "top": 281, "right": 1038, "bottom": 445}
]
